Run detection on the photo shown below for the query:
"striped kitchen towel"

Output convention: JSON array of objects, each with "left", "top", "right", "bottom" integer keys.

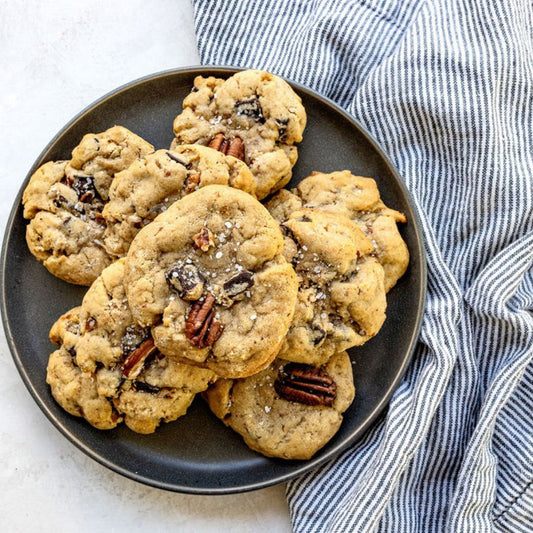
[{"left": 190, "top": 1, "right": 533, "bottom": 531}]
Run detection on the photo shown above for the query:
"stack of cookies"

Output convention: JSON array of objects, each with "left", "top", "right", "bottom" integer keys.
[{"left": 22, "top": 69, "right": 409, "bottom": 460}]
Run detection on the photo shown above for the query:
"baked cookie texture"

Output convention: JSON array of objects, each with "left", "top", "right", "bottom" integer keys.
[
  {"left": 204, "top": 351, "right": 355, "bottom": 460},
  {"left": 266, "top": 202, "right": 387, "bottom": 365},
  {"left": 125, "top": 185, "right": 299, "bottom": 378},
  {"left": 103, "top": 144, "right": 256, "bottom": 257},
  {"left": 272, "top": 170, "right": 410, "bottom": 292},
  {"left": 22, "top": 126, "right": 153, "bottom": 285},
  {"left": 172, "top": 69, "right": 307, "bottom": 200},
  {"left": 47, "top": 259, "right": 216, "bottom": 434}
]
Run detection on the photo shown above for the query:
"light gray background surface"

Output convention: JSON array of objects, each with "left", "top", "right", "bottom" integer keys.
[{"left": 0, "top": 1, "right": 291, "bottom": 530}]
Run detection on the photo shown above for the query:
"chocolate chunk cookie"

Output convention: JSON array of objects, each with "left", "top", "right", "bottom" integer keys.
[
  {"left": 204, "top": 351, "right": 355, "bottom": 460},
  {"left": 267, "top": 203, "right": 387, "bottom": 365},
  {"left": 103, "top": 144, "right": 256, "bottom": 257},
  {"left": 23, "top": 126, "right": 153, "bottom": 285},
  {"left": 172, "top": 69, "right": 307, "bottom": 200},
  {"left": 47, "top": 259, "right": 216, "bottom": 434},
  {"left": 125, "top": 185, "right": 299, "bottom": 378},
  {"left": 269, "top": 170, "right": 409, "bottom": 292}
]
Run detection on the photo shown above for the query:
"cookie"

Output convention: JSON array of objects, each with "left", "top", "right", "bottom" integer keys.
[
  {"left": 47, "top": 306, "right": 121, "bottom": 430},
  {"left": 47, "top": 259, "right": 216, "bottom": 434},
  {"left": 204, "top": 351, "right": 355, "bottom": 460},
  {"left": 269, "top": 171, "right": 409, "bottom": 292},
  {"left": 102, "top": 144, "right": 256, "bottom": 257},
  {"left": 23, "top": 126, "right": 153, "bottom": 285},
  {"left": 68, "top": 126, "right": 154, "bottom": 201},
  {"left": 125, "top": 185, "right": 299, "bottom": 378},
  {"left": 172, "top": 69, "right": 307, "bottom": 200},
  {"left": 267, "top": 204, "right": 387, "bottom": 365}
]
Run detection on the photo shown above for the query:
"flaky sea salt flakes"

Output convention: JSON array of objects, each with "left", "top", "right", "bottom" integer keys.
[
  {"left": 264, "top": 406, "right": 271, "bottom": 413},
  {"left": 225, "top": 221, "right": 232, "bottom": 229},
  {"left": 215, "top": 251, "right": 223, "bottom": 259},
  {"left": 250, "top": 314, "right": 257, "bottom": 320}
]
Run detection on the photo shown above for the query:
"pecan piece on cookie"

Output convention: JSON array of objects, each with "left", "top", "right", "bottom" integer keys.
[
  {"left": 208, "top": 133, "right": 245, "bottom": 161},
  {"left": 192, "top": 227, "right": 215, "bottom": 252},
  {"left": 184, "top": 170, "right": 201, "bottom": 194},
  {"left": 121, "top": 338, "right": 158, "bottom": 379},
  {"left": 185, "top": 293, "right": 224, "bottom": 348},
  {"left": 274, "top": 363, "right": 337, "bottom": 407}
]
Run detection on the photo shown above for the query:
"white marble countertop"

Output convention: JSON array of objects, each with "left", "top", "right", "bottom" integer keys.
[{"left": 0, "top": 1, "right": 292, "bottom": 530}]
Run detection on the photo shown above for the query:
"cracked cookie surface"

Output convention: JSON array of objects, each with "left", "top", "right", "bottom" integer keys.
[
  {"left": 204, "top": 351, "right": 355, "bottom": 460},
  {"left": 47, "top": 259, "right": 216, "bottom": 434},
  {"left": 266, "top": 202, "right": 387, "bottom": 365},
  {"left": 103, "top": 144, "right": 256, "bottom": 257},
  {"left": 269, "top": 170, "right": 409, "bottom": 292},
  {"left": 23, "top": 126, "right": 153, "bottom": 285},
  {"left": 125, "top": 185, "right": 299, "bottom": 378},
  {"left": 172, "top": 69, "right": 306, "bottom": 200}
]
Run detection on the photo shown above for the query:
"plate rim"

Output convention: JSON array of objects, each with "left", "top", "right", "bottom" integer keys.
[{"left": 0, "top": 65, "right": 427, "bottom": 494}]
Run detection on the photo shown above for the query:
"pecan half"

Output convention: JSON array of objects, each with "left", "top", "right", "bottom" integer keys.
[
  {"left": 165, "top": 263, "right": 205, "bottom": 301},
  {"left": 185, "top": 292, "right": 224, "bottom": 348},
  {"left": 208, "top": 133, "right": 245, "bottom": 161},
  {"left": 274, "top": 363, "right": 337, "bottom": 407},
  {"left": 193, "top": 227, "right": 215, "bottom": 252},
  {"left": 120, "top": 338, "right": 158, "bottom": 379}
]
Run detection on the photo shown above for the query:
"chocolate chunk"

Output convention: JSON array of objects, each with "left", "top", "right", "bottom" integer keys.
[
  {"left": 311, "top": 325, "right": 326, "bottom": 346},
  {"left": 166, "top": 151, "right": 190, "bottom": 168},
  {"left": 166, "top": 263, "right": 206, "bottom": 301},
  {"left": 131, "top": 380, "right": 162, "bottom": 394},
  {"left": 223, "top": 270, "right": 254, "bottom": 297},
  {"left": 235, "top": 97, "right": 265, "bottom": 123},
  {"left": 276, "top": 118, "right": 289, "bottom": 140},
  {"left": 121, "top": 325, "right": 151, "bottom": 356},
  {"left": 71, "top": 175, "right": 98, "bottom": 203}
]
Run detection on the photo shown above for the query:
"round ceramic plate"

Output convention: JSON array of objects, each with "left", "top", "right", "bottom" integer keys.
[{"left": 1, "top": 67, "right": 426, "bottom": 494}]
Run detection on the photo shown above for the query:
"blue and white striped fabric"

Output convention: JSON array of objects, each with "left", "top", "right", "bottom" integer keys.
[{"left": 191, "top": 1, "right": 533, "bottom": 531}]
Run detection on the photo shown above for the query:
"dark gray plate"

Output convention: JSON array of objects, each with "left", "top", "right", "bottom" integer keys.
[{"left": 1, "top": 67, "right": 426, "bottom": 494}]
